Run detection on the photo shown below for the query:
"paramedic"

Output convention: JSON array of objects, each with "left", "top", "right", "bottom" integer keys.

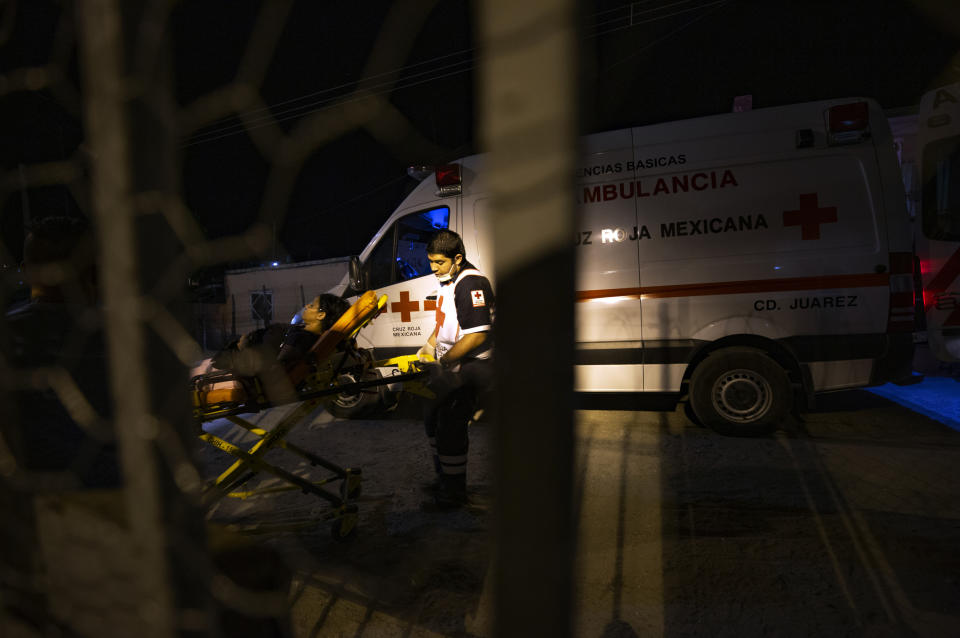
[{"left": 418, "top": 229, "right": 494, "bottom": 508}]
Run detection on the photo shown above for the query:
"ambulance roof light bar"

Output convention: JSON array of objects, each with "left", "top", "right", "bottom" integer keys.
[
  {"left": 406, "top": 164, "right": 462, "bottom": 196},
  {"left": 827, "top": 101, "right": 870, "bottom": 145},
  {"left": 434, "top": 163, "right": 462, "bottom": 196},
  {"left": 407, "top": 165, "right": 433, "bottom": 181}
]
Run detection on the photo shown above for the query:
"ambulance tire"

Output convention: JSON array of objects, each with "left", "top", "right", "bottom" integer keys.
[
  {"left": 682, "top": 400, "right": 704, "bottom": 428},
  {"left": 690, "top": 348, "right": 791, "bottom": 437},
  {"left": 327, "top": 369, "right": 383, "bottom": 419}
]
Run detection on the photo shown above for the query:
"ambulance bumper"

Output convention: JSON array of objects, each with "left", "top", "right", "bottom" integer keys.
[{"left": 869, "top": 333, "right": 916, "bottom": 386}]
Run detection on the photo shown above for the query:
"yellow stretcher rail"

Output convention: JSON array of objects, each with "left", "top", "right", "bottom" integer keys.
[{"left": 190, "top": 291, "right": 434, "bottom": 540}]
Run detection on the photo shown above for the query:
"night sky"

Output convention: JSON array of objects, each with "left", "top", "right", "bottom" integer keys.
[{"left": 1, "top": 0, "right": 958, "bottom": 267}]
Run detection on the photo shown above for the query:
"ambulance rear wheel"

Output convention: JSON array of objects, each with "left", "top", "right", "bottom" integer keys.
[
  {"left": 682, "top": 400, "right": 704, "bottom": 428},
  {"left": 689, "top": 348, "right": 791, "bottom": 437}
]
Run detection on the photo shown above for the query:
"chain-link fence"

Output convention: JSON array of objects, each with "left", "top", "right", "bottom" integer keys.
[
  {"left": 4, "top": 1, "right": 958, "bottom": 637},
  {"left": 0, "top": 1, "right": 494, "bottom": 635}
]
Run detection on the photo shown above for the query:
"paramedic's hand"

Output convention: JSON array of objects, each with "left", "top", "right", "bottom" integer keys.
[
  {"left": 418, "top": 360, "right": 444, "bottom": 385},
  {"left": 417, "top": 343, "right": 436, "bottom": 362}
]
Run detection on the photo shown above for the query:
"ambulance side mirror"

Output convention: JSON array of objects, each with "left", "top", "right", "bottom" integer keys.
[{"left": 348, "top": 256, "right": 367, "bottom": 292}]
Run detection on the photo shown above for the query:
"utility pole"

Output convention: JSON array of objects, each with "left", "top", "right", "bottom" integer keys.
[{"left": 479, "top": 1, "right": 579, "bottom": 636}]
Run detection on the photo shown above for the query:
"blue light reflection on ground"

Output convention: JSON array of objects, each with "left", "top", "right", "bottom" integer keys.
[{"left": 867, "top": 376, "right": 960, "bottom": 432}]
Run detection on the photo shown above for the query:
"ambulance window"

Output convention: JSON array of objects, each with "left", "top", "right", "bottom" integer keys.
[
  {"left": 922, "top": 136, "right": 960, "bottom": 240},
  {"left": 365, "top": 206, "right": 449, "bottom": 288},
  {"left": 366, "top": 227, "right": 395, "bottom": 289},
  {"left": 396, "top": 207, "right": 448, "bottom": 281}
]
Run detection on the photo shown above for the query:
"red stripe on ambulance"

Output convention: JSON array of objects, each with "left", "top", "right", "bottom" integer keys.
[{"left": 576, "top": 273, "right": 888, "bottom": 302}]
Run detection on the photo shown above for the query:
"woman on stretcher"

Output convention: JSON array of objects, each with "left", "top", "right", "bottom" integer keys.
[
  {"left": 212, "top": 294, "right": 351, "bottom": 375},
  {"left": 193, "top": 293, "right": 367, "bottom": 411}
]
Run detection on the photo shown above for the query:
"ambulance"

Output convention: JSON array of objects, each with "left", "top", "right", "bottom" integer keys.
[
  {"left": 332, "top": 96, "right": 917, "bottom": 435},
  {"left": 914, "top": 82, "right": 960, "bottom": 362}
]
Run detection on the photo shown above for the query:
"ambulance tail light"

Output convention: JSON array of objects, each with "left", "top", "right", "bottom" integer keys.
[
  {"left": 887, "top": 251, "right": 915, "bottom": 333},
  {"left": 435, "top": 164, "right": 462, "bottom": 196},
  {"left": 827, "top": 102, "right": 870, "bottom": 145},
  {"left": 912, "top": 254, "right": 928, "bottom": 330}
]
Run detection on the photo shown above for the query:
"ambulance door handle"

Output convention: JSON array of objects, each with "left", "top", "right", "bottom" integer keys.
[{"left": 875, "top": 264, "right": 887, "bottom": 273}]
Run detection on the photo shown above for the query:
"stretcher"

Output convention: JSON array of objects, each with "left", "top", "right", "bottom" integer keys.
[{"left": 190, "top": 290, "right": 433, "bottom": 539}]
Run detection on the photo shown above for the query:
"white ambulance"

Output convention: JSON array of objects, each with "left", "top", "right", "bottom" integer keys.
[
  {"left": 914, "top": 82, "right": 960, "bottom": 362},
  {"left": 333, "top": 97, "right": 917, "bottom": 435}
]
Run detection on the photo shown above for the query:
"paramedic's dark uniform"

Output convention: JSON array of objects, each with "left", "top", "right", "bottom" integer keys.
[{"left": 425, "top": 263, "right": 494, "bottom": 503}]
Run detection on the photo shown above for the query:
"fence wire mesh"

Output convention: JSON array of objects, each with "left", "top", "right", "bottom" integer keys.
[
  {"left": 6, "top": 1, "right": 953, "bottom": 637},
  {"left": 0, "top": 1, "right": 489, "bottom": 635},
  {"left": 0, "top": 0, "right": 786, "bottom": 634}
]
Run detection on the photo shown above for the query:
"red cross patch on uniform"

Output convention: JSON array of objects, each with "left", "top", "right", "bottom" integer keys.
[{"left": 471, "top": 290, "right": 486, "bottom": 307}]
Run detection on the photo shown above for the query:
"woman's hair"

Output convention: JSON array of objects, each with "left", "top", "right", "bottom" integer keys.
[
  {"left": 314, "top": 293, "right": 351, "bottom": 333},
  {"left": 426, "top": 229, "right": 466, "bottom": 260}
]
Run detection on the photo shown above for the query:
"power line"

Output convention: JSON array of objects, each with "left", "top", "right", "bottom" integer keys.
[
  {"left": 183, "top": 56, "right": 473, "bottom": 147},
  {"left": 182, "top": 60, "right": 475, "bottom": 147},
  {"left": 588, "top": 0, "right": 731, "bottom": 39},
  {"left": 183, "top": 1, "right": 729, "bottom": 148},
  {"left": 195, "top": 47, "right": 474, "bottom": 127},
  {"left": 606, "top": 0, "right": 732, "bottom": 69},
  {"left": 184, "top": 1, "right": 716, "bottom": 145},
  {"left": 260, "top": 0, "right": 735, "bottom": 254},
  {"left": 586, "top": 0, "right": 709, "bottom": 34},
  {"left": 282, "top": 174, "right": 411, "bottom": 231}
]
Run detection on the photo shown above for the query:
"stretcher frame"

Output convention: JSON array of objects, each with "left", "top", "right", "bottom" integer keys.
[{"left": 191, "top": 291, "right": 432, "bottom": 539}]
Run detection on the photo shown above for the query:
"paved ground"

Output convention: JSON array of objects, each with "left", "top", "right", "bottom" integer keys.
[{"left": 199, "top": 382, "right": 960, "bottom": 637}]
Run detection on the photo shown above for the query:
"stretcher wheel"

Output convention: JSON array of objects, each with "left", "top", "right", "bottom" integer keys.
[
  {"left": 327, "top": 370, "right": 382, "bottom": 418},
  {"left": 330, "top": 512, "right": 358, "bottom": 541},
  {"left": 340, "top": 470, "right": 363, "bottom": 501},
  {"left": 689, "top": 347, "right": 791, "bottom": 437}
]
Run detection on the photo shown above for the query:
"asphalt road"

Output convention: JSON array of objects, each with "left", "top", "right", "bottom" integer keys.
[
  {"left": 199, "top": 385, "right": 960, "bottom": 637},
  {"left": 572, "top": 390, "right": 959, "bottom": 638}
]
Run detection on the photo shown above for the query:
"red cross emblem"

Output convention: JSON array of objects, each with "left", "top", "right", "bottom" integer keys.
[
  {"left": 390, "top": 290, "right": 419, "bottom": 322},
  {"left": 435, "top": 295, "right": 446, "bottom": 327},
  {"left": 783, "top": 193, "right": 837, "bottom": 240}
]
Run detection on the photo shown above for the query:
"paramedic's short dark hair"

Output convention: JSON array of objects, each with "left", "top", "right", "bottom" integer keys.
[
  {"left": 23, "top": 216, "right": 93, "bottom": 266},
  {"left": 427, "top": 229, "right": 465, "bottom": 259},
  {"left": 23, "top": 216, "right": 97, "bottom": 294}
]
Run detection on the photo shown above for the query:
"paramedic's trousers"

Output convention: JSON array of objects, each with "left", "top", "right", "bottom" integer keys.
[{"left": 424, "top": 357, "right": 494, "bottom": 479}]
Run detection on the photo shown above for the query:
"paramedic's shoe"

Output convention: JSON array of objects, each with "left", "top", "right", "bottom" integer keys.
[
  {"left": 422, "top": 474, "right": 468, "bottom": 510},
  {"left": 433, "top": 488, "right": 468, "bottom": 510},
  {"left": 421, "top": 492, "right": 469, "bottom": 512},
  {"left": 420, "top": 475, "right": 443, "bottom": 495}
]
